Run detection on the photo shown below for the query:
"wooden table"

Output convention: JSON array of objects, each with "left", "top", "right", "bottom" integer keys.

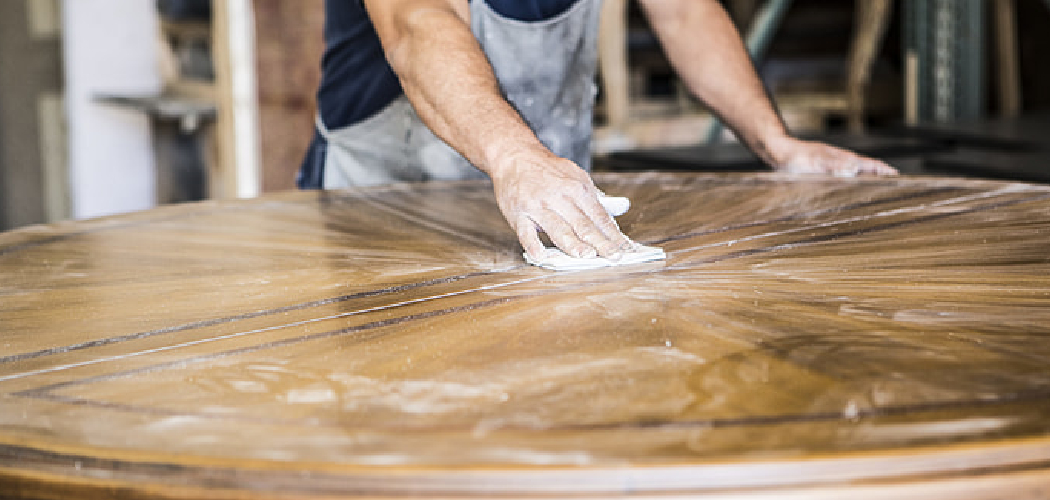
[{"left": 2, "top": 173, "right": 1049, "bottom": 499}]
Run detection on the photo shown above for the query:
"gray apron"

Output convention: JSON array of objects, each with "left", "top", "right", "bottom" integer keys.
[{"left": 320, "top": 0, "right": 602, "bottom": 188}]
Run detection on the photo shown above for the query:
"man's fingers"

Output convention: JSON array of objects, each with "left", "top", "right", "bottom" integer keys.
[
  {"left": 849, "top": 156, "right": 897, "bottom": 176},
  {"left": 574, "top": 194, "right": 633, "bottom": 256},
  {"left": 869, "top": 159, "right": 899, "bottom": 176},
  {"left": 534, "top": 207, "right": 597, "bottom": 258},
  {"left": 537, "top": 184, "right": 634, "bottom": 258},
  {"left": 516, "top": 215, "right": 546, "bottom": 262},
  {"left": 776, "top": 140, "right": 898, "bottom": 177}
]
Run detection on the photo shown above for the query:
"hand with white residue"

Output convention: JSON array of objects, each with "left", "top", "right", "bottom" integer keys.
[
  {"left": 765, "top": 136, "right": 899, "bottom": 177},
  {"left": 489, "top": 143, "right": 636, "bottom": 263}
]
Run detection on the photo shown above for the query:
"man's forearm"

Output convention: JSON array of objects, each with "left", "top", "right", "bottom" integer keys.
[
  {"left": 639, "top": 0, "right": 789, "bottom": 165},
  {"left": 365, "top": 0, "right": 545, "bottom": 176}
]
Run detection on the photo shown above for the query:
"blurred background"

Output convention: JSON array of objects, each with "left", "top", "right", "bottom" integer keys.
[{"left": 1, "top": 0, "right": 1049, "bottom": 231}]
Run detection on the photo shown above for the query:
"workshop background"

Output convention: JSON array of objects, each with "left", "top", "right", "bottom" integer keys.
[{"left": 1, "top": 0, "right": 1049, "bottom": 232}]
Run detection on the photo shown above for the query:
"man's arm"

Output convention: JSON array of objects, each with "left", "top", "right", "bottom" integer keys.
[
  {"left": 364, "top": 0, "right": 632, "bottom": 260},
  {"left": 638, "top": 0, "right": 897, "bottom": 176}
]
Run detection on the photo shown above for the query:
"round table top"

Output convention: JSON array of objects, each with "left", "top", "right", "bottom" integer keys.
[{"left": 2, "top": 172, "right": 1050, "bottom": 499}]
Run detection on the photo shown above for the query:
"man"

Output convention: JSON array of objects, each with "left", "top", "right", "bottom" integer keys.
[{"left": 299, "top": 0, "right": 897, "bottom": 263}]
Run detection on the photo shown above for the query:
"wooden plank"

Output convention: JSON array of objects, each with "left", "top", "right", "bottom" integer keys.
[
  {"left": 1, "top": 173, "right": 1050, "bottom": 498},
  {"left": 251, "top": 0, "right": 324, "bottom": 192},
  {"left": 994, "top": 0, "right": 1022, "bottom": 118},
  {"left": 0, "top": 0, "right": 64, "bottom": 229},
  {"left": 598, "top": 0, "right": 630, "bottom": 133},
  {"left": 210, "top": 0, "right": 260, "bottom": 200},
  {"left": 846, "top": 0, "right": 893, "bottom": 133}
]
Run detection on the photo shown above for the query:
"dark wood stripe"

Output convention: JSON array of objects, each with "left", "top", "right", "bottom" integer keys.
[
  {"left": 649, "top": 186, "right": 967, "bottom": 245},
  {"left": 0, "top": 270, "right": 513, "bottom": 365}
]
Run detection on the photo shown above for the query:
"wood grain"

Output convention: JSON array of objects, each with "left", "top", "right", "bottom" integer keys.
[
  {"left": 1, "top": 173, "right": 1049, "bottom": 499},
  {"left": 252, "top": 0, "right": 324, "bottom": 192}
]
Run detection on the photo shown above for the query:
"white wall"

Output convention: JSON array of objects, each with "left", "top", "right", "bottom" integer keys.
[{"left": 63, "top": 0, "right": 161, "bottom": 220}]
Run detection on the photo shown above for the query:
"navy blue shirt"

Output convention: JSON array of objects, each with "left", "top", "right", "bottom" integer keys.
[{"left": 317, "top": 0, "right": 579, "bottom": 130}]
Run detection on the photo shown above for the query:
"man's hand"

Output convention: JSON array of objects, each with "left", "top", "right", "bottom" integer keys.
[
  {"left": 489, "top": 144, "right": 632, "bottom": 262},
  {"left": 640, "top": 0, "right": 897, "bottom": 178},
  {"left": 764, "top": 135, "right": 899, "bottom": 177}
]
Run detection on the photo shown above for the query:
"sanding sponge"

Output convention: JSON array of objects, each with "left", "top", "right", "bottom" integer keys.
[{"left": 525, "top": 194, "right": 667, "bottom": 271}]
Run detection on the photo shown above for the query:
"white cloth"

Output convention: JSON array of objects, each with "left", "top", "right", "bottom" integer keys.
[
  {"left": 525, "top": 194, "right": 667, "bottom": 271},
  {"left": 598, "top": 193, "right": 630, "bottom": 217},
  {"left": 525, "top": 244, "right": 666, "bottom": 271}
]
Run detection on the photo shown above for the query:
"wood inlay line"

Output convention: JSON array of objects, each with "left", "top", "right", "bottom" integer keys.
[
  {"left": 14, "top": 295, "right": 524, "bottom": 397},
  {"left": 651, "top": 186, "right": 969, "bottom": 245},
  {"left": 0, "top": 271, "right": 510, "bottom": 366},
  {"left": 667, "top": 190, "right": 1050, "bottom": 269}
]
